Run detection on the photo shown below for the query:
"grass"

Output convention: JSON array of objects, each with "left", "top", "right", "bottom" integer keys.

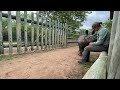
[
  {"left": 0, "top": 47, "right": 59, "bottom": 61},
  {"left": 82, "top": 62, "right": 93, "bottom": 69},
  {"left": 66, "top": 62, "right": 94, "bottom": 79},
  {"left": 0, "top": 53, "right": 25, "bottom": 61},
  {"left": 0, "top": 55, "right": 18, "bottom": 61}
]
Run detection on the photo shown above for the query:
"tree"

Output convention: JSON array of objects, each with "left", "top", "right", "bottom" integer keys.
[
  {"left": 103, "top": 19, "right": 112, "bottom": 31},
  {"left": 39, "top": 11, "right": 91, "bottom": 30}
]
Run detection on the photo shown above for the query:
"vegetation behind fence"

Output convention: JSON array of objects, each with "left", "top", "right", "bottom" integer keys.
[{"left": 0, "top": 11, "right": 68, "bottom": 55}]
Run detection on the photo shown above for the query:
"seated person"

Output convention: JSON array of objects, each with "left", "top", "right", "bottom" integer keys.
[{"left": 78, "top": 22, "right": 110, "bottom": 64}]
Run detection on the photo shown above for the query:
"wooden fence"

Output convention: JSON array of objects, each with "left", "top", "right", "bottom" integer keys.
[
  {"left": 67, "top": 29, "right": 86, "bottom": 47},
  {"left": 0, "top": 11, "right": 68, "bottom": 55}
]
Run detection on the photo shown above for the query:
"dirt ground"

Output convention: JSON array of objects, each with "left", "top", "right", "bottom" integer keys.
[{"left": 0, "top": 46, "right": 100, "bottom": 79}]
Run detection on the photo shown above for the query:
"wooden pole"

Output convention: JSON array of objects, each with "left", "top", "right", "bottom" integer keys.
[
  {"left": 107, "top": 11, "right": 119, "bottom": 72},
  {"left": 48, "top": 19, "right": 51, "bottom": 49},
  {"left": 57, "top": 18, "right": 60, "bottom": 48},
  {"left": 16, "top": 11, "right": 22, "bottom": 54},
  {"left": 63, "top": 23, "right": 65, "bottom": 47},
  {"left": 36, "top": 13, "right": 39, "bottom": 50},
  {"left": 82, "top": 52, "right": 108, "bottom": 79},
  {"left": 24, "top": 11, "right": 28, "bottom": 52},
  {"left": 8, "top": 11, "right": 13, "bottom": 55},
  {"left": 45, "top": 17, "right": 48, "bottom": 50},
  {"left": 54, "top": 21, "right": 57, "bottom": 48},
  {"left": 31, "top": 13, "right": 34, "bottom": 51},
  {"left": 107, "top": 11, "right": 120, "bottom": 79},
  {"left": 41, "top": 13, "right": 44, "bottom": 50},
  {"left": 61, "top": 23, "right": 64, "bottom": 47},
  {"left": 64, "top": 23, "right": 68, "bottom": 48},
  {"left": 110, "top": 11, "right": 114, "bottom": 20},
  {"left": 59, "top": 23, "right": 61, "bottom": 47},
  {"left": 0, "top": 11, "right": 4, "bottom": 54},
  {"left": 52, "top": 20, "right": 54, "bottom": 48}
]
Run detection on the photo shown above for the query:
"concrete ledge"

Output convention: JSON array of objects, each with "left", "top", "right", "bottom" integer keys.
[{"left": 82, "top": 51, "right": 108, "bottom": 79}]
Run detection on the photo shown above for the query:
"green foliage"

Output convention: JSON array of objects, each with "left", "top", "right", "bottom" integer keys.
[
  {"left": 39, "top": 11, "right": 91, "bottom": 30},
  {"left": 103, "top": 19, "right": 112, "bottom": 31}
]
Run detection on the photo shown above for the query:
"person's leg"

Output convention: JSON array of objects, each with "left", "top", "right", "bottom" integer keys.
[{"left": 78, "top": 45, "right": 108, "bottom": 64}]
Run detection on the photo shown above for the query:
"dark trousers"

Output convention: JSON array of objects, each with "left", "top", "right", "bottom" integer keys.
[{"left": 81, "top": 45, "right": 109, "bottom": 62}]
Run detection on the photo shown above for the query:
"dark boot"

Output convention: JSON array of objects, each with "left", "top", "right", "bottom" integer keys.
[{"left": 86, "top": 54, "right": 90, "bottom": 62}]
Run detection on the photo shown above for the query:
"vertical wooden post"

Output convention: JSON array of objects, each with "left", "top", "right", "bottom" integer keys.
[
  {"left": 64, "top": 23, "right": 66, "bottom": 48},
  {"left": 45, "top": 17, "right": 48, "bottom": 50},
  {"left": 8, "top": 11, "right": 13, "bottom": 55},
  {"left": 41, "top": 13, "right": 44, "bottom": 50},
  {"left": 48, "top": 18, "right": 51, "bottom": 49},
  {"left": 61, "top": 23, "right": 64, "bottom": 47},
  {"left": 31, "top": 13, "right": 34, "bottom": 51},
  {"left": 107, "top": 12, "right": 120, "bottom": 79},
  {"left": 57, "top": 18, "right": 60, "bottom": 48},
  {"left": 55, "top": 21, "right": 57, "bottom": 48},
  {"left": 16, "top": 11, "right": 22, "bottom": 54},
  {"left": 0, "top": 11, "right": 4, "bottom": 54},
  {"left": 64, "top": 23, "right": 68, "bottom": 48},
  {"left": 36, "top": 12, "right": 39, "bottom": 50},
  {"left": 24, "top": 11, "right": 28, "bottom": 52},
  {"left": 110, "top": 11, "right": 114, "bottom": 20},
  {"left": 107, "top": 11, "right": 119, "bottom": 71},
  {"left": 52, "top": 20, "right": 54, "bottom": 48},
  {"left": 62, "top": 23, "right": 65, "bottom": 47},
  {"left": 61, "top": 23, "right": 63, "bottom": 47},
  {"left": 59, "top": 23, "right": 62, "bottom": 47}
]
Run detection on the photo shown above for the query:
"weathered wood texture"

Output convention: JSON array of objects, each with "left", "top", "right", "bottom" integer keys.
[
  {"left": 45, "top": 17, "right": 48, "bottom": 50},
  {"left": 41, "top": 13, "right": 44, "bottom": 50},
  {"left": 16, "top": 11, "right": 22, "bottom": 54},
  {"left": 24, "top": 11, "right": 28, "bottom": 52},
  {"left": 107, "top": 12, "right": 120, "bottom": 79},
  {"left": 31, "top": 13, "right": 34, "bottom": 51},
  {"left": 36, "top": 13, "right": 39, "bottom": 50},
  {"left": 48, "top": 19, "right": 51, "bottom": 49},
  {"left": 0, "top": 11, "right": 4, "bottom": 54},
  {"left": 107, "top": 11, "right": 119, "bottom": 71},
  {"left": 82, "top": 52, "right": 108, "bottom": 79},
  {"left": 8, "top": 11, "right": 13, "bottom": 55}
]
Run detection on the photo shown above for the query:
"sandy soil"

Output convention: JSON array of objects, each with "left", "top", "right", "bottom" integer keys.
[{"left": 0, "top": 46, "right": 100, "bottom": 79}]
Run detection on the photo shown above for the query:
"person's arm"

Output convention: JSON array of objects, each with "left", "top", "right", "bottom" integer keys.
[{"left": 92, "top": 30, "right": 107, "bottom": 45}]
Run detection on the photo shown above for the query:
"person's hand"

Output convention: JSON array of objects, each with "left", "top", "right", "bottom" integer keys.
[{"left": 89, "top": 42, "right": 94, "bottom": 45}]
